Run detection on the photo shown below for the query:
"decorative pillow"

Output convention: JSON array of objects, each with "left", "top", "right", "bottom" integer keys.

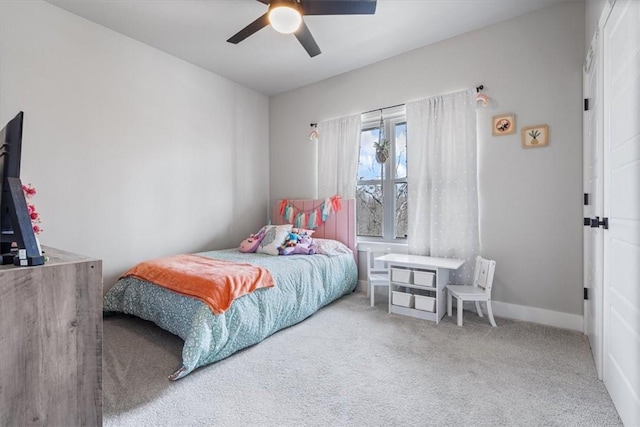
[
  {"left": 256, "top": 224, "right": 293, "bottom": 256},
  {"left": 313, "top": 238, "right": 352, "bottom": 256},
  {"left": 239, "top": 226, "right": 268, "bottom": 253}
]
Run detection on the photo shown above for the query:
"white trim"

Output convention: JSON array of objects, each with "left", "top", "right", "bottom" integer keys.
[
  {"left": 490, "top": 301, "right": 583, "bottom": 331},
  {"left": 354, "top": 284, "right": 583, "bottom": 331},
  {"left": 357, "top": 242, "right": 408, "bottom": 253},
  {"left": 583, "top": 300, "right": 589, "bottom": 334},
  {"left": 599, "top": 0, "right": 615, "bottom": 29},
  {"left": 361, "top": 105, "right": 406, "bottom": 124}
]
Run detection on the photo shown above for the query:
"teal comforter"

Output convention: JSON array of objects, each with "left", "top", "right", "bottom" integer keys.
[{"left": 103, "top": 249, "right": 357, "bottom": 380}]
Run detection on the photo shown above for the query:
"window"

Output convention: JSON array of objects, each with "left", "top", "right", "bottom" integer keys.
[{"left": 356, "top": 107, "right": 407, "bottom": 241}]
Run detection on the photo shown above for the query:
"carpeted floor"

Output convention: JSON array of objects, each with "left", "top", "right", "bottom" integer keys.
[{"left": 103, "top": 293, "right": 622, "bottom": 426}]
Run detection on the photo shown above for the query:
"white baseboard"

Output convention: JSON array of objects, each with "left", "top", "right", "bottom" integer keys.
[
  {"left": 490, "top": 301, "right": 583, "bottom": 332},
  {"left": 354, "top": 280, "right": 583, "bottom": 331}
]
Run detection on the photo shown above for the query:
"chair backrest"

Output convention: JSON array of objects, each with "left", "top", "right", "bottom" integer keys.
[
  {"left": 366, "top": 248, "right": 391, "bottom": 276},
  {"left": 473, "top": 256, "right": 497, "bottom": 294}
]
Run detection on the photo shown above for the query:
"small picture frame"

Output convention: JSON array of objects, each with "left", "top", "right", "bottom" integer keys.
[
  {"left": 492, "top": 114, "right": 516, "bottom": 136},
  {"left": 521, "top": 124, "right": 549, "bottom": 148}
]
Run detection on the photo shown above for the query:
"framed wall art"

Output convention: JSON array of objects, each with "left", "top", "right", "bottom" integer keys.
[
  {"left": 521, "top": 124, "right": 549, "bottom": 148},
  {"left": 492, "top": 113, "right": 516, "bottom": 136}
]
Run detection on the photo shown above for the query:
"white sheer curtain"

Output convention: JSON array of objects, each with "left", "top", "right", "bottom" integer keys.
[
  {"left": 406, "top": 89, "right": 479, "bottom": 283},
  {"left": 317, "top": 114, "right": 361, "bottom": 198}
]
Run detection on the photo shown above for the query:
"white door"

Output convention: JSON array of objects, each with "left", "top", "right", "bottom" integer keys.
[
  {"left": 583, "top": 32, "right": 604, "bottom": 379},
  {"left": 603, "top": 1, "right": 640, "bottom": 424}
]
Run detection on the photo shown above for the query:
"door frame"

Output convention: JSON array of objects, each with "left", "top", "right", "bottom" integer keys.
[
  {"left": 582, "top": 29, "right": 604, "bottom": 379},
  {"left": 582, "top": 0, "right": 615, "bottom": 379}
]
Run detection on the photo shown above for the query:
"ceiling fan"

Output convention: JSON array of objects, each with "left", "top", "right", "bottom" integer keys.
[{"left": 227, "top": 0, "right": 377, "bottom": 58}]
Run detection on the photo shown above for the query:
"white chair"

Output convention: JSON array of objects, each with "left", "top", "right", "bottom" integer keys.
[
  {"left": 446, "top": 256, "right": 497, "bottom": 327},
  {"left": 366, "top": 248, "right": 390, "bottom": 307}
]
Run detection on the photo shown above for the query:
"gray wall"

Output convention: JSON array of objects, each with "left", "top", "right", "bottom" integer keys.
[
  {"left": 270, "top": 2, "right": 585, "bottom": 315},
  {"left": 0, "top": 1, "right": 270, "bottom": 291}
]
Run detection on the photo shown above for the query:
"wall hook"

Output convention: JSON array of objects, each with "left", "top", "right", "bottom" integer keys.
[
  {"left": 475, "top": 84, "right": 489, "bottom": 107},
  {"left": 308, "top": 123, "right": 319, "bottom": 141}
]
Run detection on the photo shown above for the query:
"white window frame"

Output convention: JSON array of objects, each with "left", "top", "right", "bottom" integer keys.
[{"left": 357, "top": 106, "right": 407, "bottom": 243}]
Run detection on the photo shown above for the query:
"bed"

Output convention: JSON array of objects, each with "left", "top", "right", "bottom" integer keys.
[{"left": 103, "top": 198, "right": 358, "bottom": 380}]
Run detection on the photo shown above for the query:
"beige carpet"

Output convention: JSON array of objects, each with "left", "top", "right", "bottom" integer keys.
[{"left": 103, "top": 293, "right": 621, "bottom": 426}]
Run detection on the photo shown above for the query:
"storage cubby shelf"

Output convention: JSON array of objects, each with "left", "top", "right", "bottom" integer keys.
[
  {"left": 390, "top": 281, "right": 437, "bottom": 291},
  {"left": 390, "top": 304, "right": 437, "bottom": 321},
  {"left": 375, "top": 253, "right": 465, "bottom": 324}
]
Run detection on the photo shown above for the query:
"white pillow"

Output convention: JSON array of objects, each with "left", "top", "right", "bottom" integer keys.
[
  {"left": 256, "top": 224, "right": 293, "bottom": 256},
  {"left": 313, "top": 238, "right": 353, "bottom": 256}
]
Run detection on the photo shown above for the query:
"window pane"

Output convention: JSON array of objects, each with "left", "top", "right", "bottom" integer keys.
[
  {"left": 358, "top": 128, "right": 382, "bottom": 181},
  {"left": 356, "top": 184, "right": 383, "bottom": 237},
  {"left": 395, "top": 182, "right": 408, "bottom": 238},
  {"left": 395, "top": 122, "right": 407, "bottom": 179}
]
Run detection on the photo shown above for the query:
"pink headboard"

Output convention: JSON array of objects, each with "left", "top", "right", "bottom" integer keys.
[{"left": 271, "top": 198, "right": 357, "bottom": 260}]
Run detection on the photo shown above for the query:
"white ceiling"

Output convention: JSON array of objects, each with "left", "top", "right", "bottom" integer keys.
[{"left": 47, "top": 0, "right": 570, "bottom": 96}]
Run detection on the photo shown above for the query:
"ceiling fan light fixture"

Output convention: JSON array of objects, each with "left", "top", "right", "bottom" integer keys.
[
  {"left": 269, "top": 5, "right": 302, "bottom": 34},
  {"left": 228, "top": 0, "right": 377, "bottom": 57}
]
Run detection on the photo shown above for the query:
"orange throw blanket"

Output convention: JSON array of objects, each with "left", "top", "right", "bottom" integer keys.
[{"left": 122, "top": 254, "right": 275, "bottom": 315}]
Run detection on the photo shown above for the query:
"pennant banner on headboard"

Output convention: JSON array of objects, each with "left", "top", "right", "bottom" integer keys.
[{"left": 279, "top": 195, "right": 342, "bottom": 230}]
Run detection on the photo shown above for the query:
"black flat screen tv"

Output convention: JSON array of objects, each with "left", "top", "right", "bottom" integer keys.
[
  {"left": 0, "top": 112, "right": 44, "bottom": 266},
  {"left": 0, "top": 112, "right": 23, "bottom": 250}
]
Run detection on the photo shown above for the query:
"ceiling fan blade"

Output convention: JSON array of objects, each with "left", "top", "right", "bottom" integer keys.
[
  {"left": 300, "top": 0, "right": 377, "bottom": 16},
  {"left": 256, "top": 0, "right": 269, "bottom": 4},
  {"left": 294, "top": 20, "right": 321, "bottom": 57},
  {"left": 227, "top": 13, "right": 270, "bottom": 44}
]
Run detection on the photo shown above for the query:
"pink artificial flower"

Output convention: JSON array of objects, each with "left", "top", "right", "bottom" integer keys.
[
  {"left": 22, "top": 184, "right": 36, "bottom": 198},
  {"left": 23, "top": 183, "right": 43, "bottom": 235}
]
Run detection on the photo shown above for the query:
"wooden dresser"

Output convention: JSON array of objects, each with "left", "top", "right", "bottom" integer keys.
[{"left": 0, "top": 246, "right": 102, "bottom": 426}]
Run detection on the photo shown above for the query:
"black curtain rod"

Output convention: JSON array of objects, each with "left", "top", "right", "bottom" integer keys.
[
  {"left": 361, "top": 85, "right": 485, "bottom": 116},
  {"left": 361, "top": 103, "right": 405, "bottom": 115}
]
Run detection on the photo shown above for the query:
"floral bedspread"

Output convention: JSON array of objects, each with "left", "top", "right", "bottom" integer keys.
[{"left": 103, "top": 249, "right": 357, "bottom": 380}]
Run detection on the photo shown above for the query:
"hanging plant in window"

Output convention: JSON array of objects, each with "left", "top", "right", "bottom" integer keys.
[
  {"left": 372, "top": 110, "right": 389, "bottom": 197},
  {"left": 373, "top": 112, "right": 389, "bottom": 164}
]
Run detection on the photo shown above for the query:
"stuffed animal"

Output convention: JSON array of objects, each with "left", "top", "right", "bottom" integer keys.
[
  {"left": 279, "top": 233, "right": 316, "bottom": 255},
  {"left": 291, "top": 228, "right": 315, "bottom": 237},
  {"left": 284, "top": 232, "right": 299, "bottom": 247},
  {"left": 239, "top": 227, "right": 267, "bottom": 253}
]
